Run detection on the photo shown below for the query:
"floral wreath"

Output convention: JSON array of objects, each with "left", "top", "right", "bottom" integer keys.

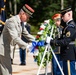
[{"left": 32, "top": 19, "right": 58, "bottom": 67}]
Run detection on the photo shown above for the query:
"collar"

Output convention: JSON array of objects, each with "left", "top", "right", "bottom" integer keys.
[
  {"left": 66, "top": 19, "right": 73, "bottom": 25},
  {"left": 16, "top": 15, "right": 21, "bottom": 23}
]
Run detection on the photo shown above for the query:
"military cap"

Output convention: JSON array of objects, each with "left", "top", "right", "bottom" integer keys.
[
  {"left": 52, "top": 13, "right": 61, "bottom": 20},
  {"left": 61, "top": 7, "right": 72, "bottom": 16},
  {"left": 22, "top": 4, "right": 35, "bottom": 17}
]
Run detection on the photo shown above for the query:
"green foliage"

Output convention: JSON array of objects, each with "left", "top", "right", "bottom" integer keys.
[
  {"left": 6, "top": 0, "right": 76, "bottom": 31},
  {"left": 30, "top": 25, "right": 39, "bottom": 34},
  {"left": 16, "top": 0, "right": 20, "bottom": 3}
]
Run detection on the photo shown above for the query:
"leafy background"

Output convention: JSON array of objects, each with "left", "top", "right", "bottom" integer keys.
[{"left": 5, "top": 0, "right": 76, "bottom": 33}]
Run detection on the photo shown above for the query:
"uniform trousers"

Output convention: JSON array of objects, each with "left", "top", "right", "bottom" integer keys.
[
  {"left": 63, "top": 60, "right": 76, "bottom": 75},
  {"left": 19, "top": 48, "right": 26, "bottom": 64},
  {"left": 52, "top": 54, "right": 63, "bottom": 75},
  {"left": 0, "top": 55, "right": 12, "bottom": 75}
]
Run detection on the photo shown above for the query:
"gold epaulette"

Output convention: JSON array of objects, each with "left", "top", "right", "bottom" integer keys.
[{"left": 0, "top": 20, "right": 5, "bottom": 25}]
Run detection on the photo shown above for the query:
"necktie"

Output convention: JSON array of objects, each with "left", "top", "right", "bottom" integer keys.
[{"left": 21, "top": 22, "right": 24, "bottom": 32}]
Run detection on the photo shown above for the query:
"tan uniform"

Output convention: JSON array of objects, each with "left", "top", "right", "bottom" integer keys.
[{"left": 0, "top": 15, "right": 35, "bottom": 75}]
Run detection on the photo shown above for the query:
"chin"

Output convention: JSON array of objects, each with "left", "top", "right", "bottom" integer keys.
[{"left": 22, "top": 20, "right": 26, "bottom": 22}]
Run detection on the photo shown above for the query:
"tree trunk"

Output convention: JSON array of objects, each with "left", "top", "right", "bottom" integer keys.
[
  {"left": 61, "top": 0, "right": 64, "bottom": 10},
  {"left": 14, "top": 0, "right": 17, "bottom": 15},
  {"left": 9, "top": 0, "right": 13, "bottom": 14}
]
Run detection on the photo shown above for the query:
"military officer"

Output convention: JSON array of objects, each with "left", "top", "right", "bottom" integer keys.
[
  {"left": 50, "top": 7, "right": 76, "bottom": 75},
  {"left": 0, "top": 4, "right": 35, "bottom": 75}
]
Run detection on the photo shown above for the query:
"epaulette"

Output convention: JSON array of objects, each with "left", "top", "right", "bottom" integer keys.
[{"left": 68, "top": 24, "right": 75, "bottom": 28}]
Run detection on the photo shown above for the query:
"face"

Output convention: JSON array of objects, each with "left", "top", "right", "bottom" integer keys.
[
  {"left": 20, "top": 12, "right": 30, "bottom": 22},
  {"left": 54, "top": 18, "right": 61, "bottom": 27},
  {"left": 62, "top": 13, "right": 69, "bottom": 22}
]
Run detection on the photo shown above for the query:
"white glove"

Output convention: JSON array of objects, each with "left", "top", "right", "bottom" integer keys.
[
  {"left": 26, "top": 44, "right": 33, "bottom": 52},
  {"left": 46, "top": 36, "right": 53, "bottom": 44}
]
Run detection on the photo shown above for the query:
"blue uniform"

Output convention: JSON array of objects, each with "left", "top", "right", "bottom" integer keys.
[
  {"left": 52, "top": 27, "right": 63, "bottom": 75},
  {"left": 50, "top": 20, "right": 76, "bottom": 75},
  {"left": 19, "top": 22, "right": 30, "bottom": 65}
]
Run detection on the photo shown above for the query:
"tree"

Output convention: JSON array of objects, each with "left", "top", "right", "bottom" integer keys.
[
  {"left": 6, "top": 0, "right": 20, "bottom": 18},
  {"left": 5, "top": 0, "right": 76, "bottom": 32},
  {"left": 72, "top": 0, "right": 76, "bottom": 22}
]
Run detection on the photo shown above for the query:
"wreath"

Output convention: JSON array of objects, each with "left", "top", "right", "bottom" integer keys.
[{"left": 32, "top": 19, "right": 58, "bottom": 67}]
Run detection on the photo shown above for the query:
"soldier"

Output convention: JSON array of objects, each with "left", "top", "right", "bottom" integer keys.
[
  {"left": 49, "top": 7, "right": 76, "bottom": 75},
  {"left": 51, "top": 13, "right": 63, "bottom": 75},
  {"left": 0, "top": 4, "right": 35, "bottom": 75}
]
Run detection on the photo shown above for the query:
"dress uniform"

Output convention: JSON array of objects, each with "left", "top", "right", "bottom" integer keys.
[
  {"left": 0, "top": 4, "right": 35, "bottom": 75},
  {"left": 50, "top": 7, "right": 76, "bottom": 75},
  {"left": 51, "top": 13, "right": 63, "bottom": 75}
]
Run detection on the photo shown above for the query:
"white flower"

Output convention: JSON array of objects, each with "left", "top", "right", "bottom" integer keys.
[{"left": 44, "top": 19, "right": 50, "bottom": 24}]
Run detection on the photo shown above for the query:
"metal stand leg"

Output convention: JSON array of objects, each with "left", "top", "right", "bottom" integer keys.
[
  {"left": 45, "top": 46, "right": 50, "bottom": 75},
  {"left": 37, "top": 44, "right": 64, "bottom": 75},
  {"left": 37, "top": 45, "right": 48, "bottom": 75},
  {"left": 45, "top": 61, "right": 48, "bottom": 75}
]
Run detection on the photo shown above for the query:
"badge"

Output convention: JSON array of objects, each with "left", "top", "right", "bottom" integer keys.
[{"left": 66, "top": 31, "right": 71, "bottom": 37}]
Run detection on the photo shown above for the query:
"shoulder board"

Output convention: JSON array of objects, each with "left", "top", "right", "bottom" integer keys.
[{"left": 68, "top": 24, "right": 75, "bottom": 28}]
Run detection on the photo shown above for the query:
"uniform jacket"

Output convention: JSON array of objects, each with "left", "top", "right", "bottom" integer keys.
[
  {"left": 0, "top": 15, "right": 35, "bottom": 56},
  {"left": 55, "top": 20, "right": 76, "bottom": 60},
  {"left": 0, "top": 15, "right": 35, "bottom": 75},
  {"left": 54, "top": 27, "right": 62, "bottom": 54}
]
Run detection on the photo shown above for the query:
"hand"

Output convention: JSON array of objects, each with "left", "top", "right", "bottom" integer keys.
[
  {"left": 45, "top": 36, "right": 53, "bottom": 44},
  {"left": 50, "top": 40, "right": 54, "bottom": 46},
  {"left": 26, "top": 44, "right": 34, "bottom": 52},
  {"left": 27, "top": 41, "right": 38, "bottom": 53},
  {"left": 50, "top": 39, "right": 57, "bottom": 46}
]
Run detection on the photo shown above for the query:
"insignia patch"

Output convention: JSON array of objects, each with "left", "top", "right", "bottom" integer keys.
[{"left": 66, "top": 31, "right": 71, "bottom": 37}]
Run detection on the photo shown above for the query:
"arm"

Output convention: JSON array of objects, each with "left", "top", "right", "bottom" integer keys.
[
  {"left": 22, "top": 25, "right": 35, "bottom": 42},
  {"left": 51, "top": 26, "right": 76, "bottom": 46},
  {"left": 6, "top": 20, "right": 28, "bottom": 50}
]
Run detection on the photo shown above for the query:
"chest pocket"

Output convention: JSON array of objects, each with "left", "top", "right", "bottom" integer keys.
[{"left": 15, "top": 23, "right": 22, "bottom": 37}]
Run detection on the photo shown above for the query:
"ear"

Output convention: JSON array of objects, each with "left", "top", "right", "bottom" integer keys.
[{"left": 68, "top": 12, "right": 70, "bottom": 16}]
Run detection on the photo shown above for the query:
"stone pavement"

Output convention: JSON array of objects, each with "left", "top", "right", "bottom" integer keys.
[{"left": 12, "top": 47, "right": 52, "bottom": 75}]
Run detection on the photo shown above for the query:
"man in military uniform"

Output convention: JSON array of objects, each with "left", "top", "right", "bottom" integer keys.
[
  {"left": 50, "top": 7, "right": 76, "bottom": 75},
  {"left": 51, "top": 13, "right": 63, "bottom": 75},
  {"left": 0, "top": 4, "right": 35, "bottom": 75}
]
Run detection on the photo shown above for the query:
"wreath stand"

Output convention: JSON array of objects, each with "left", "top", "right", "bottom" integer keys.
[{"left": 37, "top": 26, "right": 64, "bottom": 75}]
